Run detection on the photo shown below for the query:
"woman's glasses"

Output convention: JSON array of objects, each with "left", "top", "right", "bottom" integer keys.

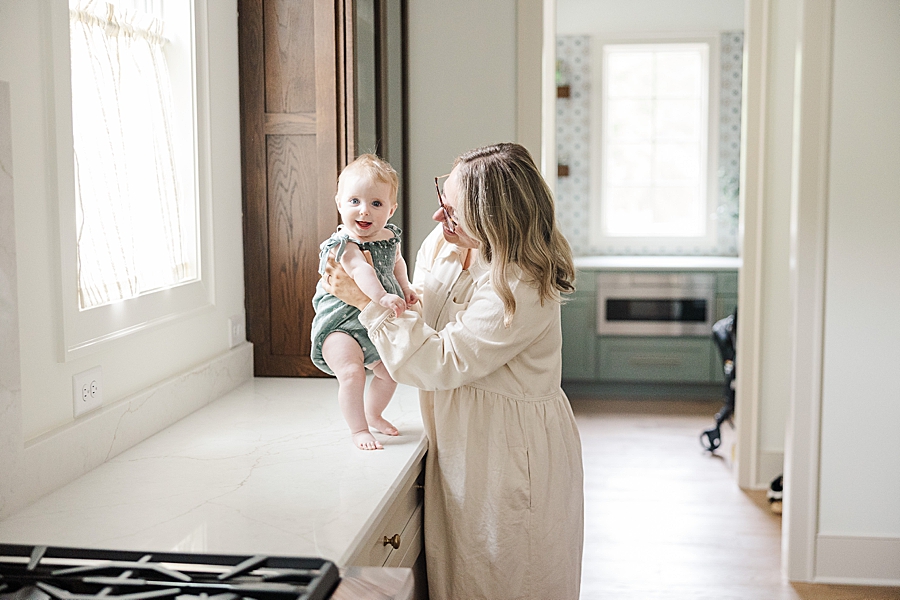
[{"left": 435, "top": 175, "right": 458, "bottom": 233}]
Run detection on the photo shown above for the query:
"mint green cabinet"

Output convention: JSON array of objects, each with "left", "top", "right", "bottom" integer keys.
[
  {"left": 561, "top": 268, "right": 738, "bottom": 385},
  {"left": 715, "top": 272, "right": 738, "bottom": 318},
  {"left": 598, "top": 336, "right": 714, "bottom": 382},
  {"left": 710, "top": 271, "right": 738, "bottom": 383},
  {"left": 561, "top": 279, "right": 597, "bottom": 380}
]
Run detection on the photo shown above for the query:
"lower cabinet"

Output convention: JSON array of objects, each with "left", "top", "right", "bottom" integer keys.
[
  {"left": 598, "top": 336, "right": 715, "bottom": 382},
  {"left": 561, "top": 292, "right": 597, "bottom": 380},
  {"left": 348, "top": 458, "right": 427, "bottom": 600},
  {"left": 562, "top": 269, "right": 738, "bottom": 386}
]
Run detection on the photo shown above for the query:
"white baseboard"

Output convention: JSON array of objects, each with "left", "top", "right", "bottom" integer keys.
[
  {"left": 816, "top": 534, "right": 900, "bottom": 585},
  {"left": 17, "top": 343, "right": 253, "bottom": 514}
]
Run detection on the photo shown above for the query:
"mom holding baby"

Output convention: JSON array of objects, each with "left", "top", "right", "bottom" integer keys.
[{"left": 323, "top": 142, "right": 584, "bottom": 600}]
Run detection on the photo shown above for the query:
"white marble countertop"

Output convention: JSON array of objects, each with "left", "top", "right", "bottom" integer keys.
[
  {"left": 0, "top": 378, "right": 426, "bottom": 567},
  {"left": 574, "top": 255, "right": 741, "bottom": 271}
]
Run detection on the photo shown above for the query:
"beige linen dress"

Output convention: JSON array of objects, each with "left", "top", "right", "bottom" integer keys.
[{"left": 358, "top": 225, "right": 584, "bottom": 600}]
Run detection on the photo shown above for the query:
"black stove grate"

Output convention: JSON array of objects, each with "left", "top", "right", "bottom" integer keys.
[{"left": 0, "top": 545, "right": 340, "bottom": 600}]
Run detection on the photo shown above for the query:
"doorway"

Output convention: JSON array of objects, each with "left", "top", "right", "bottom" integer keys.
[
  {"left": 546, "top": 0, "right": 806, "bottom": 580},
  {"left": 549, "top": 0, "right": 762, "bottom": 481}
]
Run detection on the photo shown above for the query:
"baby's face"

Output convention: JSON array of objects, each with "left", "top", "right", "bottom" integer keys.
[{"left": 335, "top": 172, "right": 396, "bottom": 240}]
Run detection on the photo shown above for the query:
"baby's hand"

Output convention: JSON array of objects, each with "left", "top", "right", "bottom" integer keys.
[
  {"left": 379, "top": 293, "right": 407, "bottom": 317},
  {"left": 403, "top": 288, "right": 419, "bottom": 306}
]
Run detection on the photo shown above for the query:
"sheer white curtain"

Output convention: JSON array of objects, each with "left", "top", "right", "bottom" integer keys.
[{"left": 70, "top": 0, "right": 193, "bottom": 310}]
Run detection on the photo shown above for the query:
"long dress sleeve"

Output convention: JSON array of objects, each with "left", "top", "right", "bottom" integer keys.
[{"left": 358, "top": 271, "right": 554, "bottom": 392}]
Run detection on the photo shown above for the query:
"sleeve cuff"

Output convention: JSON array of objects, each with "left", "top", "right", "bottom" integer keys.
[{"left": 358, "top": 301, "right": 392, "bottom": 331}]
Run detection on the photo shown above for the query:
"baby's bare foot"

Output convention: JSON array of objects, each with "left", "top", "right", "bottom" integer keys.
[
  {"left": 366, "top": 414, "right": 399, "bottom": 436},
  {"left": 352, "top": 430, "right": 383, "bottom": 450}
]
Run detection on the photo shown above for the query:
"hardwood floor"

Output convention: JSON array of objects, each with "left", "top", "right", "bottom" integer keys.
[{"left": 570, "top": 397, "right": 900, "bottom": 600}]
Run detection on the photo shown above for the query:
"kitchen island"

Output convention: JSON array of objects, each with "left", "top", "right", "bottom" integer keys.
[{"left": 0, "top": 377, "right": 427, "bottom": 597}]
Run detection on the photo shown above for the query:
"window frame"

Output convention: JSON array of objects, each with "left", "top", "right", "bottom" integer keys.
[
  {"left": 588, "top": 33, "right": 721, "bottom": 253},
  {"left": 51, "top": 0, "right": 214, "bottom": 361}
]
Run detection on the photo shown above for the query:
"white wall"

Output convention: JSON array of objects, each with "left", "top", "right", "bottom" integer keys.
[
  {"left": 782, "top": 0, "right": 900, "bottom": 583},
  {"left": 754, "top": 0, "right": 798, "bottom": 485},
  {"left": 557, "top": 0, "right": 744, "bottom": 34},
  {"left": 406, "top": 0, "right": 518, "bottom": 257},
  {"left": 0, "top": 1, "right": 248, "bottom": 512},
  {"left": 819, "top": 0, "right": 900, "bottom": 539}
]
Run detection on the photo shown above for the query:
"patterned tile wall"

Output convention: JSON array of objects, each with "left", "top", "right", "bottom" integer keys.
[{"left": 556, "top": 32, "right": 743, "bottom": 256}]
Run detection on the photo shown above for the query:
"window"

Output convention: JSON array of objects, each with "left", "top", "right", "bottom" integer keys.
[
  {"left": 55, "top": 0, "right": 212, "bottom": 358},
  {"left": 590, "top": 38, "right": 719, "bottom": 252},
  {"left": 70, "top": 0, "right": 197, "bottom": 309}
]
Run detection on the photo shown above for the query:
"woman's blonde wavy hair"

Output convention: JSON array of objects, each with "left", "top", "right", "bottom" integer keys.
[{"left": 454, "top": 143, "right": 575, "bottom": 326}]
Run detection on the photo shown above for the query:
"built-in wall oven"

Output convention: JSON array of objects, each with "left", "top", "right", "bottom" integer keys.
[{"left": 597, "top": 272, "right": 716, "bottom": 336}]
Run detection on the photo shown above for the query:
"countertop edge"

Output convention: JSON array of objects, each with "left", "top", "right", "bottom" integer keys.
[
  {"left": 337, "top": 436, "right": 428, "bottom": 567},
  {"left": 573, "top": 256, "right": 742, "bottom": 271}
]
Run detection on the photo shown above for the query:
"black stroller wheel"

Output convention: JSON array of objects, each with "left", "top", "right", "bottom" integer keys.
[
  {"left": 700, "top": 426, "right": 722, "bottom": 451},
  {"left": 702, "top": 310, "right": 737, "bottom": 454}
]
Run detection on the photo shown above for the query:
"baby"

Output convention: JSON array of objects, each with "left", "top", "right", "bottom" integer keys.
[{"left": 310, "top": 154, "right": 417, "bottom": 450}]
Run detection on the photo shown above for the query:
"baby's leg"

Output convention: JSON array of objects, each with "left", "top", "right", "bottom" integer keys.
[
  {"left": 322, "top": 332, "right": 382, "bottom": 450},
  {"left": 366, "top": 361, "right": 399, "bottom": 436}
]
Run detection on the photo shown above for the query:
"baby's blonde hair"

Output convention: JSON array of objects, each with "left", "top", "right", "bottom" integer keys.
[{"left": 336, "top": 153, "right": 399, "bottom": 206}]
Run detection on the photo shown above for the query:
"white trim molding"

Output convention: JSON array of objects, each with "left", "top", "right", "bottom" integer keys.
[
  {"left": 734, "top": 0, "right": 768, "bottom": 491},
  {"left": 816, "top": 535, "right": 900, "bottom": 586},
  {"left": 782, "top": 0, "right": 834, "bottom": 583},
  {"left": 0, "top": 81, "right": 25, "bottom": 520},
  {"left": 540, "top": 0, "right": 557, "bottom": 191}
]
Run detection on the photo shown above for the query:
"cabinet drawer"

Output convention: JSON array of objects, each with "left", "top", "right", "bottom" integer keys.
[
  {"left": 385, "top": 503, "right": 423, "bottom": 568},
  {"left": 598, "top": 337, "right": 713, "bottom": 382},
  {"left": 351, "top": 461, "right": 423, "bottom": 567}
]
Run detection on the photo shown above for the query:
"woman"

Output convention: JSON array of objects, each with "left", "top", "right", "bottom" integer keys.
[{"left": 324, "top": 143, "right": 584, "bottom": 600}]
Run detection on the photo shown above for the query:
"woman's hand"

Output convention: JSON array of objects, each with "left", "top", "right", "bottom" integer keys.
[{"left": 322, "top": 252, "right": 373, "bottom": 310}]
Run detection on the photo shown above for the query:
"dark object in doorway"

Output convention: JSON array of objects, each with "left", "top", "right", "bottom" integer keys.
[
  {"left": 700, "top": 310, "right": 737, "bottom": 452},
  {"left": 768, "top": 474, "right": 784, "bottom": 514}
]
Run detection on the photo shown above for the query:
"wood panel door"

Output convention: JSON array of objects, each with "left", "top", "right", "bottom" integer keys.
[{"left": 239, "top": 0, "right": 351, "bottom": 376}]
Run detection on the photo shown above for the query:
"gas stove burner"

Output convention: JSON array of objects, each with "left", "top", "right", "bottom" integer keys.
[{"left": 0, "top": 545, "right": 339, "bottom": 600}]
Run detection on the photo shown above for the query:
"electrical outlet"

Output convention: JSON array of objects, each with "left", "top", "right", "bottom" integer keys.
[
  {"left": 229, "top": 314, "right": 246, "bottom": 348},
  {"left": 73, "top": 366, "right": 103, "bottom": 418}
]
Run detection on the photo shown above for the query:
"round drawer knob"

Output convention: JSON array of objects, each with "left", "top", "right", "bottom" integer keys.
[{"left": 383, "top": 533, "right": 401, "bottom": 549}]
